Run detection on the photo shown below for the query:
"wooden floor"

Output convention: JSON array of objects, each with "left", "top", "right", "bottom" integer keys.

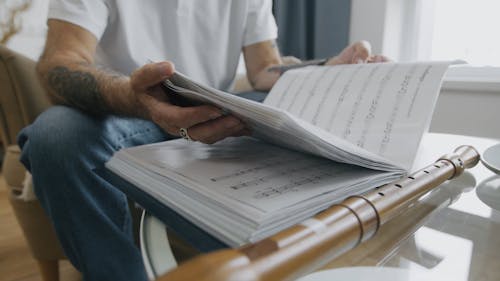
[{"left": 0, "top": 172, "right": 81, "bottom": 281}]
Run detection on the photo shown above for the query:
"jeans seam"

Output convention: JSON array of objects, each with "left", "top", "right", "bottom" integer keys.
[
  {"left": 112, "top": 128, "right": 156, "bottom": 150},
  {"left": 115, "top": 128, "right": 153, "bottom": 143}
]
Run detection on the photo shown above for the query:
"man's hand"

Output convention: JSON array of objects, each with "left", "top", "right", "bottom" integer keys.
[
  {"left": 325, "top": 40, "right": 390, "bottom": 65},
  {"left": 131, "top": 62, "right": 248, "bottom": 144},
  {"left": 38, "top": 20, "right": 246, "bottom": 144}
]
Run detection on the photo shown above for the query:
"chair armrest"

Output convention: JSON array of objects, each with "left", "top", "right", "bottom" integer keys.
[
  {"left": 0, "top": 45, "right": 51, "bottom": 147},
  {"left": 3, "top": 145, "right": 26, "bottom": 194}
]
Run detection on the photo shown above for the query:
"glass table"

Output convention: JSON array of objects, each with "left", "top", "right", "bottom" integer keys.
[{"left": 140, "top": 133, "right": 500, "bottom": 281}]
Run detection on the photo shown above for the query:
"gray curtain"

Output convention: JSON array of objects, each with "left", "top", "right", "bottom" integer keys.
[{"left": 273, "top": 0, "right": 351, "bottom": 60}]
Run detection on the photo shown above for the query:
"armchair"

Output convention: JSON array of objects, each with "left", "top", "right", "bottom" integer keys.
[{"left": 0, "top": 45, "right": 67, "bottom": 281}]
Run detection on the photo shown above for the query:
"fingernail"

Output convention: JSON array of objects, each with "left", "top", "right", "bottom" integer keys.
[
  {"left": 225, "top": 117, "right": 241, "bottom": 128},
  {"left": 157, "top": 62, "right": 173, "bottom": 75},
  {"left": 356, "top": 59, "right": 364, "bottom": 64}
]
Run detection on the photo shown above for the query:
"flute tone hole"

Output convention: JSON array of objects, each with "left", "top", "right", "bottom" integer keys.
[
  {"left": 434, "top": 164, "right": 441, "bottom": 168},
  {"left": 408, "top": 176, "right": 415, "bottom": 180},
  {"left": 423, "top": 170, "right": 430, "bottom": 174},
  {"left": 395, "top": 184, "right": 402, "bottom": 188},
  {"left": 378, "top": 192, "right": 385, "bottom": 196}
]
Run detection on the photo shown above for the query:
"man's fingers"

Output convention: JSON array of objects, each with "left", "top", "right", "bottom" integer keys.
[
  {"left": 231, "top": 128, "right": 252, "bottom": 137},
  {"left": 326, "top": 40, "right": 373, "bottom": 65},
  {"left": 135, "top": 85, "right": 172, "bottom": 117},
  {"left": 369, "top": 55, "right": 392, "bottom": 63},
  {"left": 282, "top": 56, "right": 302, "bottom": 66},
  {"left": 131, "top": 61, "right": 244, "bottom": 144},
  {"left": 158, "top": 104, "right": 224, "bottom": 129},
  {"left": 352, "top": 40, "right": 372, "bottom": 63},
  {"left": 188, "top": 116, "right": 245, "bottom": 144},
  {"left": 130, "top": 62, "right": 175, "bottom": 92},
  {"left": 143, "top": 96, "right": 248, "bottom": 143},
  {"left": 146, "top": 100, "right": 224, "bottom": 131}
]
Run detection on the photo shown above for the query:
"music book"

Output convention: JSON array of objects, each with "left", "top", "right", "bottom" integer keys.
[{"left": 106, "top": 62, "right": 450, "bottom": 247}]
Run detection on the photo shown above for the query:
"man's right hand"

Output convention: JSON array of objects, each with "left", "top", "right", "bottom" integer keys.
[
  {"left": 38, "top": 20, "right": 246, "bottom": 144},
  {"left": 130, "top": 62, "right": 248, "bottom": 144}
]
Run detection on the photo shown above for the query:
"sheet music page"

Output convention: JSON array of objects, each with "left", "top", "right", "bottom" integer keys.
[
  {"left": 120, "top": 137, "right": 388, "bottom": 214},
  {"left": 166, "top": 72, "right": 401, "bottom": 171},
  {"left": 264, "top": 62, "right": 449, "bottom": 169}
]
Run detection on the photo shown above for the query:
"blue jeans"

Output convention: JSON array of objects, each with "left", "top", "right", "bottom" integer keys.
[
  {"left": 17, "top": 92, "right": 267, "bottom": 281},
  {"left": 18, "top": 106, "right": 170, "bottom": 281}
]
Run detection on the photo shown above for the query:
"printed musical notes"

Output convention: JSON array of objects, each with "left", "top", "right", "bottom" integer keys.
[{"left": 265, "top": 62, "right": 449, "bottom": 168}]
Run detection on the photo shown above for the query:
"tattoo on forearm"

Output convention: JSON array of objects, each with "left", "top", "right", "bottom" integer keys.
[{"left": 47, "top": 66, "right": 108, "bottom": 115}]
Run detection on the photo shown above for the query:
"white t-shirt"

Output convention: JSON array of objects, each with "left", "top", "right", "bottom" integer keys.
[{"left": 48, "top": 0, "right": 278, "bottom": 91}]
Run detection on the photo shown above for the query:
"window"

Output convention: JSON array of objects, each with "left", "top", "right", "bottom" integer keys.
[
  {"left": 409, "top": 0, "right": 500, "bottom": 67},
  {"left": 350, "top": 0, "right": 500, "bottom": 88}
]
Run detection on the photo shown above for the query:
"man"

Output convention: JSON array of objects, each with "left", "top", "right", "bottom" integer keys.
[{"left": 18, "top": 0, "right": 383, "bottom": 280}]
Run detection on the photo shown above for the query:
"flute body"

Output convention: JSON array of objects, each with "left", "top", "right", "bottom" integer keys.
[{"left": 159, "top": 146, "right": 480, "bottom": 281}]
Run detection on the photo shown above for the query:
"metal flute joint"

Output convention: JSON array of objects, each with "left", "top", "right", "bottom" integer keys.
[{"left": 438, "top": 145, "right": 480, "bottom": 180}]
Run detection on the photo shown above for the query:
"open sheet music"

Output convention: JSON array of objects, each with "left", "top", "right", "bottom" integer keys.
[
  {"left": 164, "top": 62, "right": 449, "bottom": 171},
  {"left": 106, "top": 61, "right": 450, "bottom": 246}
]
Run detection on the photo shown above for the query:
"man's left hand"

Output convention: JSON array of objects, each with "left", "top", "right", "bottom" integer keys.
[{"left": 325, "top": 40, "right": 390, "bottom": 65}]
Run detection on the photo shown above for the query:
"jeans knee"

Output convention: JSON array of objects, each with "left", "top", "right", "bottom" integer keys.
[{"left": 18, "top": 106, "right": 110, "bottom": 170}]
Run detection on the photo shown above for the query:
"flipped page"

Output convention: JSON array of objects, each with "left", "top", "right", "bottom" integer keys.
[{"left": 165, "top": 62, "right": 450, "bottom": 171}]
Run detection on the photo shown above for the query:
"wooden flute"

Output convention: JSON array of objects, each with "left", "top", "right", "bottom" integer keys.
[{"left": 158, "top": 145, "right": 480, "bottom": 281}]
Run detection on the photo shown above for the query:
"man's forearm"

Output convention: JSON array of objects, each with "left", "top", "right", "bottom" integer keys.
[
  {"left": 37, "top": 57, "right": 140, "bottom": 117},
  {"left": 243, "top": 40, "right": 284, "bottom": 92},
  {"left": 249, "top": 56, "right": 305, "bottom": 91}
]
